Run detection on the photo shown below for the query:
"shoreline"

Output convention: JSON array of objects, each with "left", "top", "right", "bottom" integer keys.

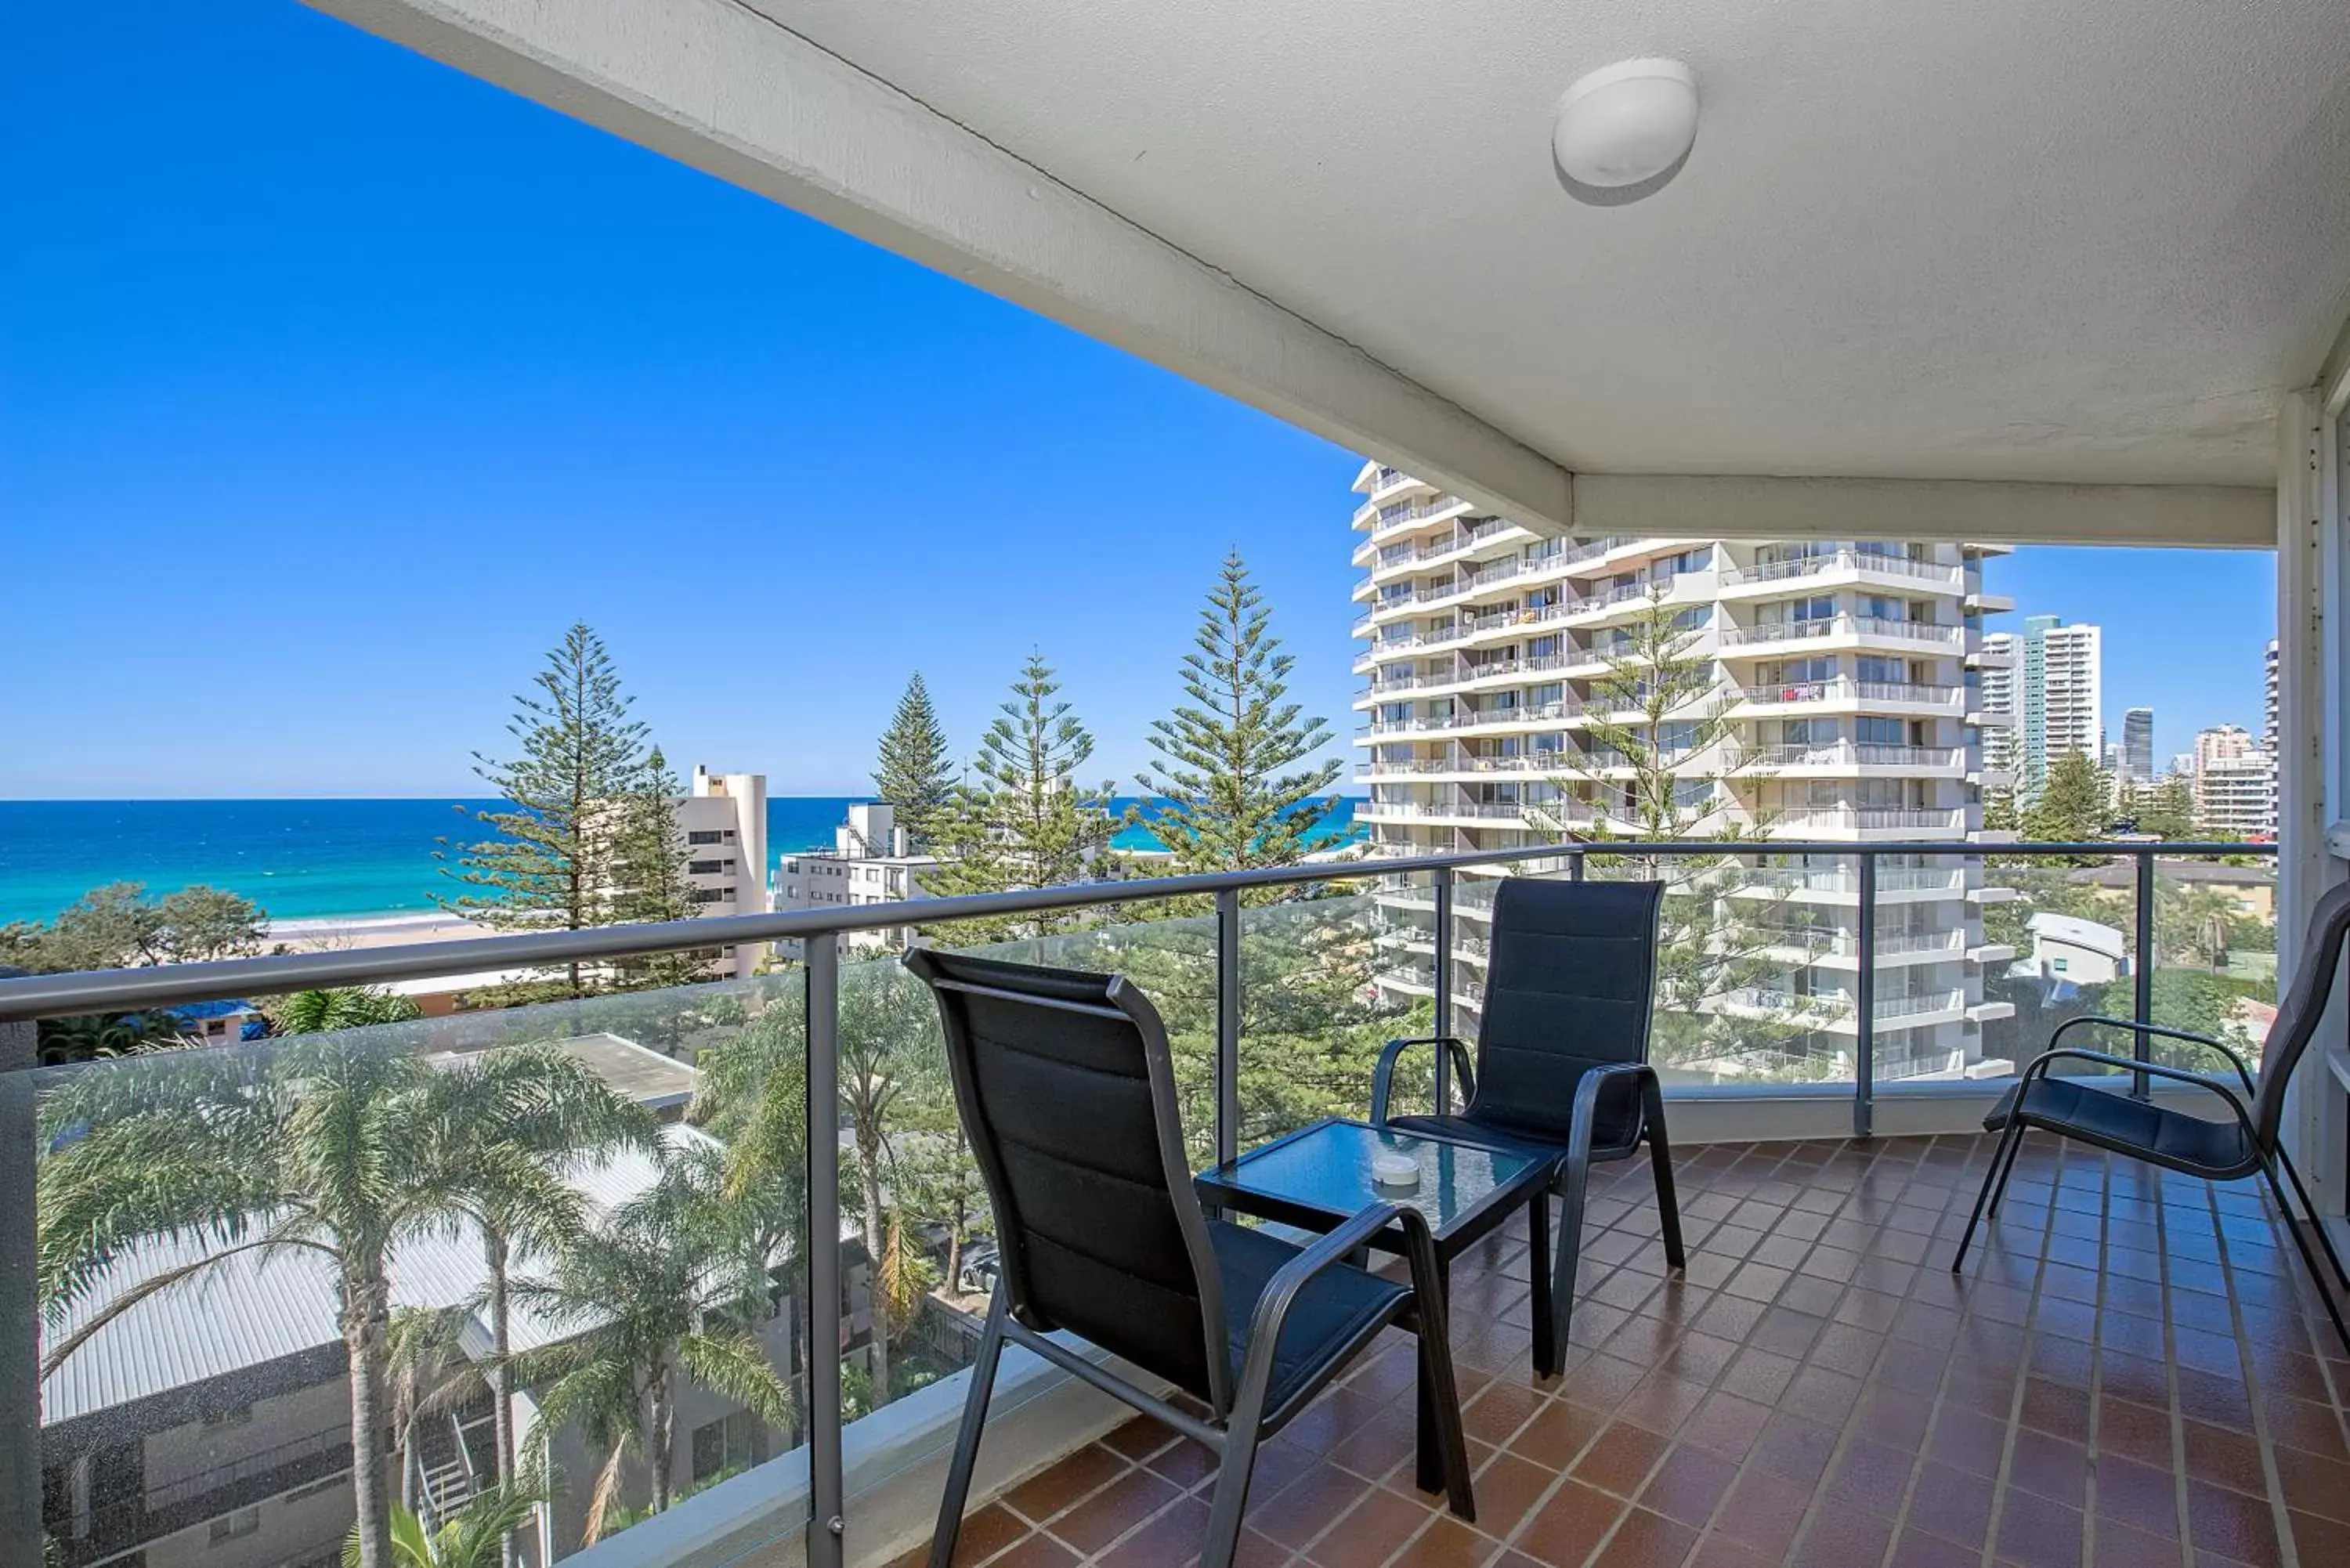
[{"left": 266, "top": 911, "right": 494, "bottom": 953}]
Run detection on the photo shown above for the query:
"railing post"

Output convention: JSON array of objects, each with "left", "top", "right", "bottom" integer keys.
[
  {"left": 0, "top": 972, "right": 35, "bottom": 1565},
  {"left": 804, "top": 938, "right": 845, "bottom": 1568},
  {"left": 1568, "top": 848, "right": 1586, "bottom": 882},
  {"left": 2132, "top": 850, "right": 2157, "bottom": 1100},
  {"left": 1215, "top": 890, "right": 1242, "bottom": 1165},
  {"left": 1853, "top": 855, "right": 1876, "bottom": 1139},
  {"left": 1433, "top": 869, "right": 1456, "bottom": 1112}
]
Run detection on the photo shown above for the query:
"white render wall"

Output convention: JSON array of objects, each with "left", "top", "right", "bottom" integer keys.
[
  {"left": 680, "top": 767, "right": 771, "bottom": 977},
  {"left": 1348, "top": 464, "right": 2011, "bottom": 1081}
]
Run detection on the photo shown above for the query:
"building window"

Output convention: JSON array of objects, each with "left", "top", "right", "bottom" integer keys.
[
  {"left": 689, "top": 859, "right": 732, "bottom": 876},
  {"left": 1856, "top": 717, "right": 1905, "bottom": 746},
  {"left": 210, "top": 1508, "right": 262, "bottom": 1545},
  {"left": 687, "top": 830, "right": 725, "bottom": 845}
]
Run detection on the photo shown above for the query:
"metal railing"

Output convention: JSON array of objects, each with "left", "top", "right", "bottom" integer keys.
[{"left": 0, "top": 836, "right": 2277, "bottom": 1567}]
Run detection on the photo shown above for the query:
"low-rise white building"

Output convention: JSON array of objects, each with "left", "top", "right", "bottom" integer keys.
[
  {"left": 772, "top": 803, "right": 940, "bottom": 955},
  {"left": 2012, "top": 911, "right": 2129, "bottom": 990}
]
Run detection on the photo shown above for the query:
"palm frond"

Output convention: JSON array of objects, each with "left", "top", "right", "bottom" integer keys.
[{"left": 676, "top": 1330, "right": 797, "bottom": 1431}]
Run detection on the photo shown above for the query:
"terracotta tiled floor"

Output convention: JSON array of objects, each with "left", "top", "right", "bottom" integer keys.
[{"left": 888, "top": 1133, "right": 2350, "bottom": 1568}]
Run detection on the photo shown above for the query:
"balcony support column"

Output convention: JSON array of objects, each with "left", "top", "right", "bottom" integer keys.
[
  {"left": 1434, "top": 869, "right": 1455, "bottom": 1112},
  {"left": 1854, "top": 858, "right": 1875, "bottom": 1139},
  {"left": 0, "top": 971, "right": 35, "bottom": 1563},
  {"left": 1215, "top": 890, "right": 1242, "bottom": 1165},
  {"left": 804, "top": 938, "right": 845, "bottom": 1568}
]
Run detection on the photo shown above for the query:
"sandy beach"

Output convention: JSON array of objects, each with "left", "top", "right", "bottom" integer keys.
[{"left": 266, "top": 912, "right": 496, "bottom": 954}]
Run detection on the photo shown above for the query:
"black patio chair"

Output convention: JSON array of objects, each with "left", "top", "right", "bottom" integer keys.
[
  {"left": 903, "top": 948, "right": 1475, "bottom": 1568},
  {"left": 1952, "top": 880, "right": 2350, "bottom": 1353},
  {"left": 1369, "top": 876, "right": 1683, "bottom": 1373}
]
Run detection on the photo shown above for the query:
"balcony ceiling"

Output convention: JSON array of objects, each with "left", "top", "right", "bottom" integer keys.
[{"left": 745, "top": 0, "right": 2347, "bottom": 489}]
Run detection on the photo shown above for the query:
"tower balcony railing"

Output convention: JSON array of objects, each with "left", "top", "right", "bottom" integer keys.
[{"left": 0, "top": 837, "right": 2278, "bottom": 1568}]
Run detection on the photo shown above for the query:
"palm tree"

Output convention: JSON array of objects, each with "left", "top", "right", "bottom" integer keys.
[
  {"left": 270, "top": 987, "right": 425, "bottom": 1034},
  {"left": 37, "top": 1036, "right": 468, "bottom": 1568},
  {"left": 504, "top": 1148, "right": 797, "bottom": 1545},
  {"left": 834, "top": 965, "right": 943, "bottom": 1402},
  {"left": 344, "top": 1481, "right": 547, "bottom": 1568},
  {"left": 688, "top": 1002, "right": 812, "bottom": 1445},
  {"left": 427, "top": 1045, "right": 659, "bottom": 1568},
  {"left": 382, "top": 1307, "right": 482, "bottom": 1528}
]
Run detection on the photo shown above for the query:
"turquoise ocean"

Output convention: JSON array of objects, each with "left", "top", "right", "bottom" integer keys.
[{"left": 0, "top": 797, "right": 1366, "bottom": 927}]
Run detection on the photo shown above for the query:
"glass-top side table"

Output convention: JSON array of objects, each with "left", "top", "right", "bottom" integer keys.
[{"left": 1196, "top": 1117, "right": 1550, "bottom": 1245}]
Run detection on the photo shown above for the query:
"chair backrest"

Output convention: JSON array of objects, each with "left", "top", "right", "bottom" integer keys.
[
  {"left": 1467, "top": 877, "right": 1665, "bottom": 1143},
  {"left": 901, "top": 948, "right": 1230, "bottom": 1411},
  {"left": 2250, "top": 877, "right": 2350, "bottom": 1150}
]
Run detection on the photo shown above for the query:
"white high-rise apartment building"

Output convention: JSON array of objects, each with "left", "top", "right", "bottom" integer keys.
[
  {"left": 2193, "top": 724, "right": 2275, "bottom": 836},
  {"left": 677, "top": 764, "right": 770, "bottom": 977},
  {"left": 1978, "top": 632, "right": 2023, "bottom": 779},
  {"left": 2265, "top": 638, "right": 2282, "bottom": 826},
  {"left": 1349, "top": 465, "right": 2016, "bottom": 1082},
  {"left": 2018, "top": 616, "right": 2102, "bottom": 797}
]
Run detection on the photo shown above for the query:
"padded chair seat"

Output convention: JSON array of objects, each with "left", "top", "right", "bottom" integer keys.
[
  {"left": 1208, "top": 1220, "right": 1410, "bottom": 1423},
  {"left": 1985, "top": 1075, "right": 2255, "bottom": 1178},
  {"left": 1387, "top": 1107, "right": 1643, "bottom": 1167}
]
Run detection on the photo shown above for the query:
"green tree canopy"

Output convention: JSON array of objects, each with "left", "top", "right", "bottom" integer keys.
[
  {"left": 438, "top": 623, "right": 677, "bottom": 999},
  {"left": 924, "top": 652, "right": 1129, "bottom": 941},
  {"left": 2022, "top": 750, "right": 2112, "bottom": 855},
  {"left": 1529, "top": 590, "right": 1806, "bottom": 1072},
  {"left": 607, "top": 747, "right": 712, "bottom": 992},
  {"left": 266, "top": 987, "right": 425, "bottom": 1035},
  {"left": 4, "top": 881, "right": 267, "bottom": 974},
  {"left": 1137, "top": 552, "right": 1343, "bottom": 880},
  {"left": 872, "top": 673, "right": 955, "bottom": 851}
]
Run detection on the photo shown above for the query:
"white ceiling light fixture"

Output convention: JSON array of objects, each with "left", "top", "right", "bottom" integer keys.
[{"left": 1553, "top": 58, "right": 1700, "bottom": 192}]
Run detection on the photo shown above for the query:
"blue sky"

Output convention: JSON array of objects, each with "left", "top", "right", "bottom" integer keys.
[{"left": 2, "top": 4, "right": 2278, "bottom": 797}]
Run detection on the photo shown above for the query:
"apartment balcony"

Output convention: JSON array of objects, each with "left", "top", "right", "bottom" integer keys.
[
  {"left": 1717, "top": 551, "right": 1964, "bottom": 595},
  {"left": 1769, "top": 807, "right": 1968, "bottom": 835},
  {"left": 1738, "top": 742, "right": 1965, "bottom": 775},
  {"left": 6, "top": 836, "right": 2317, "bottom": 1568},
  {"left": 888, "top": 1132, "right": 2350, "bottom": 1568},
  {"left": 1730, "top": 678, "right": 1965, "bottom": 717},
  {"left": 1718, "top": 616, "right": 1964, "bottom": 655}
]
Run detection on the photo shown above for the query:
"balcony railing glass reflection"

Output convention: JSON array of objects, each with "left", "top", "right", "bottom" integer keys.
[{"left": 0, "top": 838, "right": 2277, "bottom": 1568}]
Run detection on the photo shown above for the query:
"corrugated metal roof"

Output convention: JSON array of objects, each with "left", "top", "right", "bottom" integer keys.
[{"left": 41, "top": 1126, "right": 718, "bottom": 1425}]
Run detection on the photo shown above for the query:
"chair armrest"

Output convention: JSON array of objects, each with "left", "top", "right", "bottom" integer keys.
[
  {"left": 1371, "top": 1035, "right": 1477, "bottom": 1124},
  {"left": 1561, "top": 1062, "right": 1661, "bottom": 1162},
  {"left": 2021, "top": 1046, "right": 2254, "bottom": 1129},
  {"left": 2047, "top": 1015, "right": 2256, "bottom": 1094},
  {"left": 1229, "top": 1201, "right": 1411, "bottom": 1420}
]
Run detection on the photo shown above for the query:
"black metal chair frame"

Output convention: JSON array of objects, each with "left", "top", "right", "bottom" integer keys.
[
  {"left": 1951, "top": 1016, "right": 2350, "bottom": 1353},
  {"left": 1368, "top": 880, "right": 1685, "bottom": 1375},
  {"left": 906, "top": 950, "right": 1475, "bottom": 1568},
  {"left": 1952, "top": 879, "right": 2350, "bottom": 1355}
]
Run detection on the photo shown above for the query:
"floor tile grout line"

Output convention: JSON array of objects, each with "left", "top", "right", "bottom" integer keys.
[
  {"left": 1868, "top": 1131, "right": 2005, "bottom": 1568},
  {"left": 2080, "top": 1147, "right": 2114, "bottom": 1568},
  {"left": 1976, "top": 1129, "right": 2068, "bottom": 1568},
  {"left": 2154, "top": 1163, "right": 2198, "bottom": 1568},
  {"left": 2205, "top": 1178, "right": 2300, "bottom": 1568}
]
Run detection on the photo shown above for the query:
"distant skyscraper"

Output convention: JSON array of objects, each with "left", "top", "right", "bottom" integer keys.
[
  {"left": 2122, "top": 707, "right": 2153, "bottom": 784},
  {"left": 2016, "top": 616, "right": 2103, "bottom": 797}
]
